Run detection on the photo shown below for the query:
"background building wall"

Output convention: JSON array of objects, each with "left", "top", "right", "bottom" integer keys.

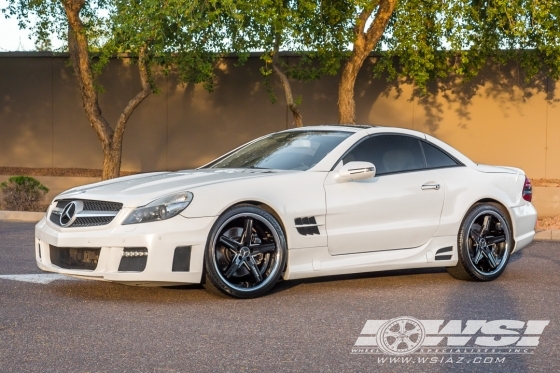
[{"left": 1, "top": 52, "right": 558, "bottom": 179}]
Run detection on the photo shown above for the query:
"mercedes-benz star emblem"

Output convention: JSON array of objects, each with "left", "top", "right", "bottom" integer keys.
[{"left": 60, "top": 202, "right": 78, "bottom": 227}]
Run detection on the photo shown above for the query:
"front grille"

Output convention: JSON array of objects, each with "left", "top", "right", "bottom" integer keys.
[
  {"left": 82, "top": 200, "right": 122, "bottom": 211},
  {"left": 49, "top": 245, "right": 100, "bottom": 270},
  {"left": 70, "top": 216, "right": 116, "bottom": 227},
  {"left": 55, "top": 200, "right": 72, "bottom": 209},
  {"left": 49, "top": 199, "right": 123, "bottom": 228},
  {"left": 49, "top": 211, "right": 61, "bottom": 225}
]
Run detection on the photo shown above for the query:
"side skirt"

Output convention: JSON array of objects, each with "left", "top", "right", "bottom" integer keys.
[{"left": 283, "top": 236, "right": 457, "bottom": 280}]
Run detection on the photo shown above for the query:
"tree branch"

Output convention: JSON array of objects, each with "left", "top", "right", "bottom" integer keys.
[
  {"left": 364, "top": 0, "right": 397, "bottom": 53},
  {"left": 113, "top": 45, "right": 152, "bottom": 145},
  {"left": 354, "top": 8, "right": 373, "bottom": 35},
  {"left": 63, "top": 0, "right": 113, "bottom": 146},
  {"left": 272, "top": 34, "right": 302, "bottom": 127}
]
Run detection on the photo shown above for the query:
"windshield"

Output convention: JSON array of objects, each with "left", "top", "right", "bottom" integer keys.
[{"left": 207, "top": 131, "right": 351, "bottom": 171}]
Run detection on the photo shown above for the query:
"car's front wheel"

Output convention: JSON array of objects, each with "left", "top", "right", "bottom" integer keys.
[
  {"left": 447, "top": 203, "right": 513, "bottom": 281},
  {"left": 203, "top": 204, "right": 287, "bottom": 298}
]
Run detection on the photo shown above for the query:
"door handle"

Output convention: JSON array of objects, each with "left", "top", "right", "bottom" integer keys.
[{"left": 421, "top": 183, "right": 440, "bottom": 190}]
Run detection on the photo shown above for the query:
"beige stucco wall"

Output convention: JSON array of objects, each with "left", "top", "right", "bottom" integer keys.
[{"left": 0, "top": 53, "right": 558, "bottom": 178}]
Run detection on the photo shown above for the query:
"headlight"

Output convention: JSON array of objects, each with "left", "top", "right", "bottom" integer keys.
[{"left": 122, "top": 192, "right": 193, "bottom": 225}]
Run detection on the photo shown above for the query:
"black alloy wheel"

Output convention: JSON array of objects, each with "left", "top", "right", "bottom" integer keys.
[
  {"left": 447, "top": 203, "right": 513, "bottom": 281},
  {"left": 204, "top": 205, "right": 287, "bottom": 298}
]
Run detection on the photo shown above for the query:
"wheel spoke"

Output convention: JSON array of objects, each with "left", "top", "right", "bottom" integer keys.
[
  {"left": 405, "top": 326, "right": 421, "bottom": 336},
  {"left": 245, "top": 256, "right": 263, "bottom": 283},
  {"left": 402, "top": 337, "right": 416, "bottom": 349},
  {"left": 473, "top": 248, "right": 484, "bottom": 265},
  {"left": 385, "top": 331, "right": 401, "bottom": 338},
  {"left": 483, "top": 250, "right": 499, "bottom": 269},
  {"left": 241, "top": 218, "right": 253, "bottom": 246},
  {"left": 398, "top": 320, "right": 407, "bottom": 334},
  {"left": 220, "top": 236, "right": 240, "bottom": 252},
  {"left": 251, "top": 243, "right": 276, "bottom": 255},
  {"left": 388, "top": 337, "right": 403, "bottom": 348},
  {"left": 470, "top": 229, "right": 481, "bottom": 241},
  {"left": 486, "top": 235, "right": 506, "bottom": 245},
  {"left": 224, "top": 254, "right": 244, "bottom": 278},
  {"left": 480, "top": 215, "right": 491, "bottom": 236}
]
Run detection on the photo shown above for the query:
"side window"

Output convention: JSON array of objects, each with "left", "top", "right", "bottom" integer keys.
[
  {"left": 343, "top": 135, "right": 426, "bottom": 175},
  {"left": 421, "top": 141, "right": 458, "bottom": 168}
]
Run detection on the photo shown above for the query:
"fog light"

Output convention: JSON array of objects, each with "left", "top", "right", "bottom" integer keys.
[
  {"left": 119, "top": 247, "right": 148, "bottom": 272},
  {"left": 122, "top": 248, "right": 148, "bottom": 257}
]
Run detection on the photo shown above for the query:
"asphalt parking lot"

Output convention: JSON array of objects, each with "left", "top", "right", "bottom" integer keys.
[{"left": 0, "top": 221, "right": 559, "bottom": 373}]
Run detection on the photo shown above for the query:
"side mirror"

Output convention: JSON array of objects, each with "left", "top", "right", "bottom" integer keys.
[{"left": 336, "top": 161, "right": 376, "bottom": 183}]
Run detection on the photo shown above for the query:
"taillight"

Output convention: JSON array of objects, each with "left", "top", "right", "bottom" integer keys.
[{"left": 522, "top": 177, "right": 532, "bottom": 202}]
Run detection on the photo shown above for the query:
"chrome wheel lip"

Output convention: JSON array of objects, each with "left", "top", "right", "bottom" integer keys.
[
  {"left": 467, "top": 210, "right": 511, "bottom": 277},
  {"left": 210, "top": 212, "right": 281, "bottom": 293}
]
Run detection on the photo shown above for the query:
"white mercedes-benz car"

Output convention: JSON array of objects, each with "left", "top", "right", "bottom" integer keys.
[{"left": 35, "top": 125, "right": 537, "bottom": 298}]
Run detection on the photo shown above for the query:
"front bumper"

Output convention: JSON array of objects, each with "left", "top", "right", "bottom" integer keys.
[{"left": 35, "top": 214, "right": 216, "bottom": 285}]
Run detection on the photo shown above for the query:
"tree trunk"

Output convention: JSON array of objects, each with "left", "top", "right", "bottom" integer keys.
[
  {"left": 62, "top": 0, "right": 152, "bottom": 180},
  {"left": 272, "top": 63, "right": 303, "bottom": 127},
  {"left": 102, "top": 141, "right": 123, "bottom": 180},
  {"left": 338, "top": 52, "right": 368, "bottom": 124},
  {"left": 272, "top": 32, "right": 302, "bottom": 128},
  {"left": 337, "top": 0, "right": 397, "bottom": 124}
]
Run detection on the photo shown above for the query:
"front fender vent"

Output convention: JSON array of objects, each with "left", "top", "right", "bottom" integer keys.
[
  {"left": 295, "top": 217, "right": 320, "bottom": 236},
  {"left": 435, "top": 246, "right": 453, "bottom": 261}
]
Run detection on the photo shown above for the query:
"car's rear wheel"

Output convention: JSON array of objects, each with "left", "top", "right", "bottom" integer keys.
[
  {"left": 447, "top": 203, "right": 513, "bottom": 281},
  {"left": 203, "top": 205, "right": 287, "bottom": 298}
]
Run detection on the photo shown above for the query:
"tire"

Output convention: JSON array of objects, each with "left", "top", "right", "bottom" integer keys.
[
  {"left": 203, "top": 204, "right": 287, "bottom": 298},
  {"left": 446, "top": 203, "right": 513, "bottom": 281}
]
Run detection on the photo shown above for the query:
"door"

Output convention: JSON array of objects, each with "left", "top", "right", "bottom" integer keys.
[{"left": 325, "top": 134, "right": 445, "bottom": 255}]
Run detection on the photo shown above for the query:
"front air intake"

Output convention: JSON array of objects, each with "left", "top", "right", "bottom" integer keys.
[
  {"left": 118, "top": 248, "right": 148, "bottom": 272},
  {"left": 49, "top": 245, "right": 100, "bottom": 270}
]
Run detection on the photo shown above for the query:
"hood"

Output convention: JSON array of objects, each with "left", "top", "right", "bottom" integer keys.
[
  {"left": 475, "top": 164, "right": 524, "bottom": 175},
  {"left": 55, "top": 169, "right": 296, "bottom": 207}
]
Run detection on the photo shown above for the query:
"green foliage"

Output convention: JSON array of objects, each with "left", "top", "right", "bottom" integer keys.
[
  {"left": 1, "top": 0, "right": 109, "bottom": 52},
  {"left": 3, "top": 0, "right": 560, "bottom": 105},
  {"left": 0, "top": 176, "right": 49, "bottom": 212},
  {"left": 105, "top": 0, "right": 238, "bottom": 91},
  {"left": 374, "top": 0, "right": 560, "bottom": 94},
  {"left": 230, "top": 0, "right": 560, "bottom": 100},
  {"left": 2, "top": 0, "right": 237, "bottom": 92},
  {"left": 229, "top": 0, "right": 354, "bottom": 104}
]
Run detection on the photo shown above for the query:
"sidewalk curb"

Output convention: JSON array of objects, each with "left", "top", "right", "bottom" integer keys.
[
  {"left": 0, "top": 210, "right": 45, "bottom": 222},
  {"left": 534, "top": 230, "right": 560, "bottom": 242}
]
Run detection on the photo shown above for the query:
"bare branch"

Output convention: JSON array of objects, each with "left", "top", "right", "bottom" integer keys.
[{"left": 113, "top": 46, "right": 152, "bottom": 145}]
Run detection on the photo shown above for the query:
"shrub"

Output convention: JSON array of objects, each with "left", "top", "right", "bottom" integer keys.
[{"left": 0, "top": 176, "right": 49, "bottom": 212}]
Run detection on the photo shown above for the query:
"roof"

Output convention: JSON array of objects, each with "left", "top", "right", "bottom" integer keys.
[{"left": 285, "top": 125, "right": 373, "bottom": 133}]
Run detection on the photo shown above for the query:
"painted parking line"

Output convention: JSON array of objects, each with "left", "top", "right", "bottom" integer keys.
[{"left": 0, "top": 273, "right": 82, "bottom": 284}]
